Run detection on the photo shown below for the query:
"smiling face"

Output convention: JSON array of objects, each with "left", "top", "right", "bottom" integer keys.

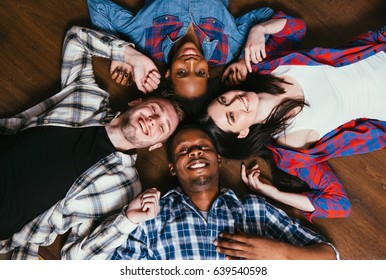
[
  {"left": 120, "top": 98, "right": 179, "bottom": 150},
  {"left": 166, "top": 42, "right": 209, "bottom": 99},
  {"left": 207, "top": 90, "right": 260, "bottom": 137},
  {"left": 169, "top": 127, "right": 220, "bottom": 194}
]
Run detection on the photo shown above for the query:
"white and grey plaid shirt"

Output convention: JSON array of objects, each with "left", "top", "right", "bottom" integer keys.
[{"left": 0, "top": 26, "right": 141, "bottom": 259}]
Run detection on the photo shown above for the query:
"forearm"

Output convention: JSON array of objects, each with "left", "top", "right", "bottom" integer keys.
[
  {"left": 251, "top": 18, "right": 287, "bottom": 36},
  {"left": 280, "top": 242, "right": 337, "bottom": 260},
  {"left": 262, "top": 184, "right": 315, "bottom": 212},
  {"left": 61, "top": 26, "right": 134, "bottom": 87},
  {"left": 62, "top": 209, "right": 138, "bottom": 260}
]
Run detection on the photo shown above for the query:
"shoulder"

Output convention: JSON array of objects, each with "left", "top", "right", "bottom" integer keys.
[{"left": 276, "top": 129, "right": 319, "bottom": 149}]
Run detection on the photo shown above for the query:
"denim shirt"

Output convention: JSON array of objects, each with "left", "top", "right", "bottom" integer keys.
[{"left": 88, "top": 0, "right": 274, "bottom": 65}]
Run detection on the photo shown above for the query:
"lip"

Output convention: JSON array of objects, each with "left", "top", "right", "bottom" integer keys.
[
  {"left": 187, "top": 158, "right": 209, "bottom": 170},
  {"left": 179, "top": 48, "right": 201, "bottom": 59},
  {"left": 138, "top": 117, "right": 149, "bottom": 136},
  {"left": 239, "top": 95, "right": 249, "bottom": 111}
]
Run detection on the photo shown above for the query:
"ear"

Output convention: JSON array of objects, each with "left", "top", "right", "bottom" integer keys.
[
  {"left": 169, "top": 163, "right": 176, "bottom": 176},
  {"left": 148, "top": 142, "right": 163, "bottom": 152},
  {"left": 237, "top": 128, "right": 250, "bottom": 139},
  {"left": 165, "top": 69, "right": 171, "bottom": 79},
  {"left": 217, "top": 155, "right": 222, "bottom": 167},
  {"left": 128, "top": 98, "right": 142, "bottom": 107}
]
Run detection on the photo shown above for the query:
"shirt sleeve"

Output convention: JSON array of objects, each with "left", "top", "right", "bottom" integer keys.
[
  {"left": 111, "top": 224, "right": 150, "bottom": 260},
  {"left": 61, "top": 206, "right": 138, "bottom": 260},
  {"left": 296, "top": 162, "right": 351, "bottom": 221},
  {"left": 264, "top": 11, "right": 307, "bottom": 52},
  {"left": 61, "top": 26, "right": 134, "bottom": 88},
  {"left": 263, "top": 201, "right": 339, "bottom": 259}
]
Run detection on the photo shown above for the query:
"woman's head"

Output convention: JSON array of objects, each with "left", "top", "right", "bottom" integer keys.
[
  {"left": 207, "top": 90, "right": 260, "bottom": 138},
  {"left": 201, "top": 73, "right": 306, "bottom": 159}
]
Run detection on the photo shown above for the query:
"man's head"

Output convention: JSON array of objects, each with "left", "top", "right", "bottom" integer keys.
[
  {"left": 118, "top": 96, "right": 184, "bottom": 151},
  {"left": 165, "top": 42, "right": 209, "bottom": 99},
  {"left": 167, "top": 125, "right": 221, "bottom": 194}
]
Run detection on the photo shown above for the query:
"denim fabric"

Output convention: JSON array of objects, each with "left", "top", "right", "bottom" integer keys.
[{"left": 88, "top": 0, "right": 274, "bottom": 65}]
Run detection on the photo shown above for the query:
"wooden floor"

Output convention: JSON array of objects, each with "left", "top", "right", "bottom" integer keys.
[{"left": 0, "top": 0, "right": 385, "bottom": 260}]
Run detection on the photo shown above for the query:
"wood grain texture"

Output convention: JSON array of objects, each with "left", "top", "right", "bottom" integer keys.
[{"left": 0, "top": 0, "right": 385, "bottom": 260}]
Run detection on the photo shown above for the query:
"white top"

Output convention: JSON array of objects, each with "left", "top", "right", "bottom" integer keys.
[{"left": 272, "top": 51, "right": 386, "bottom": 139}]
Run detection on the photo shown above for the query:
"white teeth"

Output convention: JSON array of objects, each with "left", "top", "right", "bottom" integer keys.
[
  {"left": 241, "top": 96, "right": 248, "bottom": 111},
  {"left": 189, "top": 162, "right": 206, "bottom": 169},
  {"left": 139, "top": 119, "right": 148, "bottom": 135}
]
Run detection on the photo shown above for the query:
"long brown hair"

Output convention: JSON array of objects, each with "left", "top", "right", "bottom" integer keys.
[{"left": 200, "top": 73, "right": 309, "bottom": 192}]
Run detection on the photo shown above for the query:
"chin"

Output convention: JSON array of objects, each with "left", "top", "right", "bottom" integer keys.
[{"left": 192, "top": 175, "right": 213, "bottom": 186}]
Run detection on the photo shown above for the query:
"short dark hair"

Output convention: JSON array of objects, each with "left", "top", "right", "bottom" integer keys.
[{"left": 166, "top": 122, "right": 218, "bottom": 163}]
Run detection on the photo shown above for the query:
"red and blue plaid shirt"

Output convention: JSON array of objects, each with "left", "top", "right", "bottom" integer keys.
[
  {"left": 144, "top": 16, "right": 229, "bottom": 66},
  {"left": 255, "top": 18, "right": 386, "bottom": 220}
]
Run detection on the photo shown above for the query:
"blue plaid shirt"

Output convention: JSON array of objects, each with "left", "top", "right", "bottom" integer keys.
[{"left": 111, "top": 187, "right": 335, "bottom": 260}]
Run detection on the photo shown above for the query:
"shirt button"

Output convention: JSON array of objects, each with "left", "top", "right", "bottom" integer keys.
[
  {"left": 212, "top": 20, "right": 216, "bottom": 23},
  {"left": 206, "top": 38, "right": 210, "bottom": 42},
  {"left": 43, "top": 119, "right": 49, "bottom": 124},
  {"left": 184, "top": 26, "right": 187, "bottom": 30},
  {"left": 165, "top": 16, "right": 168, "bottom": 20},
  {"left": 73, "top": 123, "right": 78, "bottom": 127}
]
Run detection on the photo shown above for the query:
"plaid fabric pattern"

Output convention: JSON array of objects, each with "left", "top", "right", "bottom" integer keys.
[
  {"left": 255, "top": 23, "right": 386, "bottom": 73},
  {"left": 144, "top": 15, "right": 183, "bottom": 63},
  {"left": 195, "top": 18, "right": 229, "bottom": 66},
  {"left": 144, "top": 16, "right": 228, "bottom": 66},
  {"left": 256, "top": 24, "right": 386, "bottom": 220},
  {"left": 111, "top": 187, "right": 334, "bottom": 260},
  {"left": 0, "top": 27, "right": 141, "bottom": 259}
]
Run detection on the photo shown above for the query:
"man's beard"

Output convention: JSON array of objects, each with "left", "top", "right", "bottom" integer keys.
[
  {"left": 120, "top": 111, "right": 138, "bottom": 145},
  {"left": 192, "top": 175, "right": 213, "bottom": 186}
]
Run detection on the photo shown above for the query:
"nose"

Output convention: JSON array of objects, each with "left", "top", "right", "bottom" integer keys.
[
  {"left": 147, "top": 114, "right": 159, "bottom": 127},
  {"left": 185, "top": 57, "right": 198, "bottom": 71},
  {"left": 188, "top": 146, "right": 203, "bottom": 158}
]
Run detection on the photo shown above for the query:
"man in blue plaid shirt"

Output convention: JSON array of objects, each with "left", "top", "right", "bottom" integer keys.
[
  {"left": 0, "top": 26, "right": 183, "bottom": 259},
  {"left": 77, "top": 125, "right": 338, "bottom": 260}
]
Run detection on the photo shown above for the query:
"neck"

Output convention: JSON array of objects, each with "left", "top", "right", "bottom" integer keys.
[
  {"left": 170, "top": 24, "right": 201, "bottom": 55},
  {"left": 184, "top": 182, "right": 219, "bottom": 211},
  {"left": 105, "top": 118, "right": 135, "bottom": 152}
]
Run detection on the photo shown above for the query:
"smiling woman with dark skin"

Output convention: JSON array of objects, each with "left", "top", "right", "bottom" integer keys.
[{"left": 87, "top": 0, "right": 292, "bottom": 116}]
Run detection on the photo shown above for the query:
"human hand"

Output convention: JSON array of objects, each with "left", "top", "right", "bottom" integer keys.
[
  {"left": 124, "top": 46, "right": 161, "bottom": 94},
  {"left": 126, "top": 187, "right": 160, "bottom": 224},
  {"left": 110, "top": 60, "right": 133, "bottom": 86},
  {"left": 214, "top": 229, "right": 287, "bottom": 260},
  {"left": 221, "top": 59, "right": 248, "bottom": 87},
  {"left": 244, "top": 24, "right": 266, "bottom": 72},
  {"left": 241, "top": 163, "right": 275, "bottom": 196}
]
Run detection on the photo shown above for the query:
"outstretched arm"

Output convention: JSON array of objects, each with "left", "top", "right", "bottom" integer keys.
[
  {"left": 214, "top": 230, "right": 336, "bottom": 260},
  {"left": 61, "top": 188, "right": 160, "bottom": 260}
]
